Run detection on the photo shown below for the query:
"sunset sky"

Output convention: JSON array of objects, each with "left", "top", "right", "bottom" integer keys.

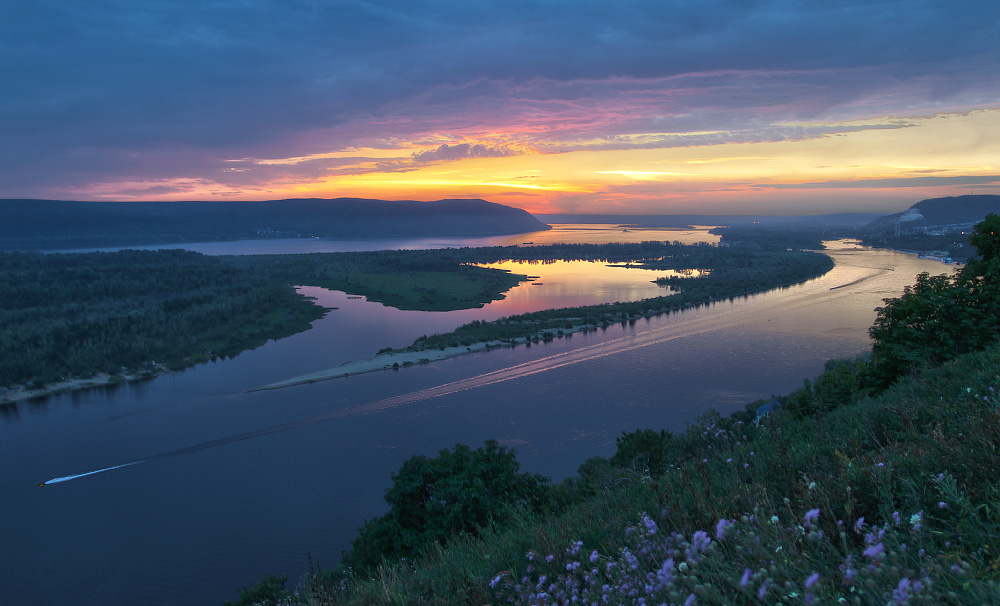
[{"left": 3, "top": 1, "right": 999, "bottom": 214}]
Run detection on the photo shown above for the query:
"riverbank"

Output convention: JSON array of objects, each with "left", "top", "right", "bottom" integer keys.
[{"left": 1, "top": 367, "right": 170, "bottom": 404}]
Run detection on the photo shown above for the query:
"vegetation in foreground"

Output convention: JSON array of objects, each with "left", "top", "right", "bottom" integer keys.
[{"left": 228, "top": 216, "right": 1000, "bottom": 605}]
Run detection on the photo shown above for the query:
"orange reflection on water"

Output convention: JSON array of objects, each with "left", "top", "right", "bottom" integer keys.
[
  {"left": 475, "top": 260, "right": 705, "bottom": 316},
  {"left": 487, "top": 224, "right": 722, "bottom": 247}
]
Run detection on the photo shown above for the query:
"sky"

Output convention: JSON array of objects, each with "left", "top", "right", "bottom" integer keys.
[{"left": 2, "top": 0, "right": 999, "bottom": 215}]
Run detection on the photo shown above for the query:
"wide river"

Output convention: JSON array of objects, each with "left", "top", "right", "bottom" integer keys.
[{"left": 1, "top": 226, "right": 955, "bottom": 605}]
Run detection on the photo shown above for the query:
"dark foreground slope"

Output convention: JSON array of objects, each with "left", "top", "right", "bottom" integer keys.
[{"left": 0, "top": 198, "right": 549, "bottom": 250}]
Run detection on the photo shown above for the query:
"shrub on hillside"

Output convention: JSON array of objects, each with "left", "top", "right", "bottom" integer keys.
[{"left": 340, "top": 440, "right": 549, "bottom": 573}]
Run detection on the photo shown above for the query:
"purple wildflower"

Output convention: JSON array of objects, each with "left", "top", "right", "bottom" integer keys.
[
  {"left": 804, "top": 508, "right": 820, "bottom": 526},
  {"left": 684, "top": 594, "right": 697, "bottom": 606},
  {"left": 740, "top": 568, "right": 752, "bottom": 587},
  {"left": 758, "top": 579, "right": 769, "bottom": 600},
  {"left": 892, "top": 578, "right": 912, "bottom": 604},
  {"left": 642, "top": 514, "right": 658, "bottom": 535},
  {"left": 844, "top": 567, "right": 857, "bottom": 583},
  {"left": 863, "top": 542, "right": 885, "bottom": 559},
  {"left": 805, "top": 572, "right": 820, "bottom": 589},
  {"left": 656, "top": 558, "right": 674, "bottom": 587},
  {"left": 892, "top": 511, "right": 901, "bottom": 526},
  {"left": 545, "top": 554, "right": 555, "bottom": 563},
  {"left": 716, "top": 518, "right": 733, "bottom": 539},
  {"left": 692, "top": 530, "right": 711, "bottom": 553},
  {"left": 590, "top": 549, "right": 599, "bottom": 564},
  {"left": 854, "top": 517, "right": 865, "bottom": 533},
  {"left": 938, "top": 501, "right": 947, "bottom": 509}
]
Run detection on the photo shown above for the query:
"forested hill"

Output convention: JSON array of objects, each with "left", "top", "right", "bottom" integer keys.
[
  {"left": 0, "top": 198, "right": 550, "bottom": 250},
  {"left": 864, "top": 194, "right": 1000, "bottom": 233}
]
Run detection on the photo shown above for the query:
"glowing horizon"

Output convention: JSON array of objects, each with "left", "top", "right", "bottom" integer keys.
[{"left": 3, "top": 3, "right": 999, "bottom": 215}]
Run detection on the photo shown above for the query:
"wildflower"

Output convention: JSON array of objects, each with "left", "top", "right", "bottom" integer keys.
[
  {"left": 805, "top": 572, "right": 820, "bottom": 589},
  {"left": 684, "top": 594, "right": 697, "bottom": 606},
  {"left": 808, "top": 481, "right": 816, "bottom": 490},
  {"left": 892, "top": 511, "right": 901, "bottom": 526},
  {"left": 863, "top": 543, "right": 885, "bottom": 559},
  {"left": 938, "top": 501, "right": 947, "bottom": 509},
  {"left": 570, "top": 540, "right": 584, "bottom": 555},
  {"left": 740, "top": 568, "right": 752, "bottom": 587},
  {"left": 590, "top": 550, "right": 599, "bottom": 564},
  {"left": 877, "top": 462, "right": 885, "bottom": 467},
  {"left": 854, "top": 517, "right": 865, "bottom": 533},
  {"left": 489, "top": 572, "right": 508, "bottom": 588},
  {"left": 892, "top": 577, "right": 912, "bottom": 604},
  {"left": 758, "top": 579, "right": 769, "bottom": 600},
  {"left": 716, "top": 518, "right": 733, "bottom": 540},
  {"left": 726, "top": 458, "right": 732, "bottom": 463},
  {"left": 546, "top": 554, "right": 555, "bottom": 563},
  {"left": 844, "top": 567, "right": 858, "bottom": 583},
  {"left": 770, "top": 515, "right": 779, "bottom": 524},
  {"left": 692, "top": 530, "right": 711, "bottom": 553},
  {"left": 804, "top": 508, "right": 820, "bottom": 526},
  {"left": 642, "top": 514, "right": 658, "bottom": 535},
  {"left": 656, "top": 558, "right": 674, "bottom": 587},
  {"left": 910, "top": 511, "right": 923, "bottom": 531}
]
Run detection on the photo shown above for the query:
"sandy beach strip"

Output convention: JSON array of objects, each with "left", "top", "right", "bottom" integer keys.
[
  {"left": 246, "top": 304, "right": 704, "bottom": 393},
  {"left": 246, "top": 340, "right": 513, "bottom": 392}
]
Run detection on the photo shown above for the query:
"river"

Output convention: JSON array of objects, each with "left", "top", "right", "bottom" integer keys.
[{"left": 0, "top": 230, "right": 955, "bottom": 605}]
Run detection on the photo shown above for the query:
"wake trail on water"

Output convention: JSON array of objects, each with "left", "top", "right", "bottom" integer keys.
[
  {"left": 40, "top": 269, "right": 863, "bottom": 487},
  {"left": 38, "top": 308, "right": 748, "bottom": 487}
]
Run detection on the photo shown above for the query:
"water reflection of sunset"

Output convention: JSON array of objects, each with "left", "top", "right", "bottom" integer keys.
[
  {"left": 486, "top": 224, "right": 721, "bottom": 247},
  {"left": 475, "top": 260, "right": 686, "bottom": 316}
]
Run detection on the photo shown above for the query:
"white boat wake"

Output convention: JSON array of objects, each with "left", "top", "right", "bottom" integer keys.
[{"left": 39, "top": 269, "right": 863, "bottom": 487}]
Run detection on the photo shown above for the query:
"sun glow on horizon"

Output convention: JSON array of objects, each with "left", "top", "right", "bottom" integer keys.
[{"left": 60, "top": 109, "right": 1000, "bottom": 215}]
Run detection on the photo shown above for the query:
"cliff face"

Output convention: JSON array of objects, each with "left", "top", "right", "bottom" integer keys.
[{"left": 0, "top": 197, "right": 550, "bottom": 250}]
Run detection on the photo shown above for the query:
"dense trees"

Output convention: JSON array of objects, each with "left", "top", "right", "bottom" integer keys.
[
  {"left": 0, "top": 249, "right": 326, "bottom": 386},
  {"left": 868, "top": 214, "right": 1000, "bottom": 387}
]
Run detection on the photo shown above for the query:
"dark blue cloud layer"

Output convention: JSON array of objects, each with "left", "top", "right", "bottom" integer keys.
[{"left": 2, "top": 0, "right": 998, "bottom": 195}]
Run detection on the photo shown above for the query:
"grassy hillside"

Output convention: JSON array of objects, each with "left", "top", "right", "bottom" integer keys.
[{"left": 235, "top": 344, "right": 1000, "bottom": 605}]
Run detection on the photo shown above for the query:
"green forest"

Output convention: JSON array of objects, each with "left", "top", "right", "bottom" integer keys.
[
  {"left": 227, "top": 216, "right": 1000, "bottom": 605},
  {"left": 1, "top": 238, "right": 835, "bottom": 390},
  {"left": 0, "top": 249, "right": 327, "bottom": 387}
]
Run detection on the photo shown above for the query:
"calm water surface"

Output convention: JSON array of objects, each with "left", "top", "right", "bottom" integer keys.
[{"left": 1, "top": 232, "right": 955, "bottom": 606}]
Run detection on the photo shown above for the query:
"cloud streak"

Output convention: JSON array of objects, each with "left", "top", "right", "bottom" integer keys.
[{"left": 2, "top": 1, "right": 999, "bottom": 211}]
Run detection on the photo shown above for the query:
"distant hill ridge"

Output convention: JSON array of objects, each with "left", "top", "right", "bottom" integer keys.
[
  {"left": 0, "top": 197, "right": 550, "bottom": 250},
  {"left": 865, "top": 194, "right": 1000, "bottom": 233}
]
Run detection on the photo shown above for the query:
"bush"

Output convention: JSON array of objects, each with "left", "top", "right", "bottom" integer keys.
[{"left": 340, "top": 440, "right": 549, "bottom": 572}]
